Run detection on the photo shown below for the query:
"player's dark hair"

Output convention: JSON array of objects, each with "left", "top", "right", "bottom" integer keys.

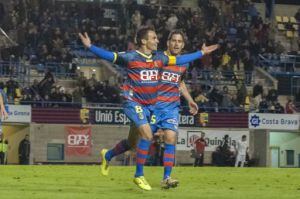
[
  {"left": 136, "top": 27, "right": 155, "bottom": 47},
  {"left": 167, "top": 29, "right": 187, "bottom": 43}
]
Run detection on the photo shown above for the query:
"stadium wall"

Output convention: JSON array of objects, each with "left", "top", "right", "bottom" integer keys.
[
  {"left": 29, "top": 124, "right": 249, "bottom": 165},
  {"left": 269, "top": 131, "right": 300, "bottom": 168},
  {"left": 250, "top": 130, "right": 269, "bottom": 167}
]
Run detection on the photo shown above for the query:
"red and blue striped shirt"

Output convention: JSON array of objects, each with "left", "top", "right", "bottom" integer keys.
[{"left": 156, "top": 51, "right": 189, "bottom": 109}]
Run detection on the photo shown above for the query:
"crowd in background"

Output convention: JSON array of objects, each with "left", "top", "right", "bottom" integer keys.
[{"left": 0, "top": 0, "right": 299, "bottom": 113}]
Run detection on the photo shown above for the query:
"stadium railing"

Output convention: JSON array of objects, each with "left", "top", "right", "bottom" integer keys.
[
  {"left": 0, "top": 61, "right": 23, "bottom": 78},
  {"left": 16, "top": 100, "right": 283, "bottom": 113},
  {"left": 185, "top": 69, "right": 253, "bottom": 86},
  {"left": 258, "top": 54, "right": 300, "bottom": 74}
]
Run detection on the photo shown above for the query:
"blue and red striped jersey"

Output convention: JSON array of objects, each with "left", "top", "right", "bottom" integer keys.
[
  {"left": 89, "top": 45, "right": 203, "bottom": 106},
  {"left": 114, "top": 50, "right": 171, "bottom": 105},
  {"left": 156, "top": 51, "right": 189, "bottom": 109}
]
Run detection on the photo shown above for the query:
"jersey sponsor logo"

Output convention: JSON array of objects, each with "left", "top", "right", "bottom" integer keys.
[
  {"left": 161, "top": 71, "right": 180, "bottom": 83},
  {"left": 140, "top": 70, "right": 159, "bottom": 81}
]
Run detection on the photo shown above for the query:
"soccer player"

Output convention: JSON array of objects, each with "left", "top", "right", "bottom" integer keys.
[
  {"left": 100, "top": 30, "right": 215, "bottom": 189},
  {"left": 235, "top": 135, "right": 248, "bottom": 167},
  {"left": 150, "top": 30, "right": 204, "bottom": 188},
  {"left": 79, "top": 27, "right": 218, "bottom": 190}
]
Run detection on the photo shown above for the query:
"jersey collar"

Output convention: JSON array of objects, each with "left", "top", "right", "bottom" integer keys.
[{"left": 136, "top": 50, "right": 152, "bottom": 59}]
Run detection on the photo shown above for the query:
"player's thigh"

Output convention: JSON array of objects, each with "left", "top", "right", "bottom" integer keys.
[
  {"left": 123, "top": 101, "right": 151, "bottom": 127},
  {"left": 127, "top": 125, "right": 140, "bottom": 149},
  {"left": 160, "top": 108, "right": 180, "bottom": 135}
]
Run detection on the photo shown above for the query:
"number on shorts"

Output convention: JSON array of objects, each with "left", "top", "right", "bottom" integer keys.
[
  {"left": 150, "top": 115, "right": 156, "bottom": 124},
  {"left": 135, "top": 106, "right": 143, "bottom": 113}
]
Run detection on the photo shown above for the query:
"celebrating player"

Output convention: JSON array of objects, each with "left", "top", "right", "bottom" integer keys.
[{"left": 79, "top": 27, "right": 218, "bottom": 190}]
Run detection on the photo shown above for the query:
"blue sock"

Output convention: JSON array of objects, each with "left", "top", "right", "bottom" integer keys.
[
  {"left": 105, "top": 139, "right": 131, "bottom": 161},
  {"left": 135, "top": 139, "right": 151, "bottom": 177},
  {"left": 163, "top": 143, "right": 175, "bottom": 180}
]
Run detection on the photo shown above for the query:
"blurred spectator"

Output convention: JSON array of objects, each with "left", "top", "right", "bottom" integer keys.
[
  {"left": 166, "top": 13, "right": 178, "bottom": 31},
  {"left": 193, "top": 132, "right": 207, "bottom": 167},
  {"left": 87, "top": 73, "right": 97, "bottom": 87},
  {"left": 253, "top": 81, "right": 263, "bottom": 98},
  {"left": 20, "top": 94, "right": 32, "bottom": 105},
  {"left": 242, "top": 51, "right": 254, "bottom": 85},
  {"left": 274, "top": 101, "right": 284, "bottom": 113},
  {"left": 266, "top": 87, "right": 278, "bottom": 103},
  {"left": 0, "top": 3, "right": 4, "bottom": 25},
  {"left": 235, "top": 135, "right": 248, "bottom": 167},
  {"left": 259, "top": 96, "right": 269, "bottom": 113},
  {"left": 72, "top": 86, "right": 84, "bottom": 105},
  {"left": 131, "top": 10, "right": 142, "bottom": 32},
  {"left": 18, "top": 134, "right": 30, "bottom": 165},
  {"left": 285, "top": 98, "right": 297, "bottom": 114},
  {"left": 295, "top": 8, "right": 300, "bottom": 22},
  {"left": 38, "top": 69, "right": 55, "bottom": 97},
  {"left": 0, "top": 134, "right": 8, "bottom": 165}
]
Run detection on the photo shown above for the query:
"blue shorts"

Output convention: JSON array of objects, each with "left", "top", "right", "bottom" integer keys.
[
  {"left": 123, "top": 101, "right": 155, "bottom": 128},
  {"left": 151, "top": 108, "right": 179, "bottom": 133}
]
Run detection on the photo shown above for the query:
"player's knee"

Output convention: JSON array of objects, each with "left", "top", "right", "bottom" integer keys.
[
  {"left": 164, "top": 130, "right": 177, "bottom": 144},
  {"left": 137, "top": 124, "right": 153, "bottom": 141},
  {"left": 164, "top": 135, "right": 176, "bottom": 144}
]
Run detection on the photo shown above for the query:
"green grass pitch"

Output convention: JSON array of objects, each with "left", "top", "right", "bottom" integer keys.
[{"left": 0, "top": 166, "right": 300, "bottom": 199}]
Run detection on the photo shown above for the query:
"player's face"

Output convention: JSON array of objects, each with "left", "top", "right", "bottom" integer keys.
[
  {"left": 167, "top": 34, "right": 185, "bottom": 56},
  {"left": 144, "top": 30, "right": 159, "bottom": 51}
]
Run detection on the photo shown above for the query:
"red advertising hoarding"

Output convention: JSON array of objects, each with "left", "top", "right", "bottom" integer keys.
[{"left": 65, "top": 126, "right": 92, "bottom": 156}]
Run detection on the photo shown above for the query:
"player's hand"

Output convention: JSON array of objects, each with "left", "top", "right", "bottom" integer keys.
[
  {"left": 78, "top": 32, "right": 92, "bottom": 48},
  {"left": 0, "top": 109, "right": 8, "bottom": 120},
  {"left": 201, "top": 44, "right": 219, "bottom": 55},
  {"left": 154, "top": 129, "right": 164, "bottom": 137},
  {"left": 188, "top": 101, "right": 198, "bottom": 115}
]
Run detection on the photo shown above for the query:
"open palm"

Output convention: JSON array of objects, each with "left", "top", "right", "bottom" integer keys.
[{"left": 201, "top": 43, "right": 219, "bottom": 55}]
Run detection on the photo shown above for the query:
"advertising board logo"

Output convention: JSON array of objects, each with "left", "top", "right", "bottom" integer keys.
[
  {"left": 250, "top": 114, "right": 260, "bottom": 127},
  {"left": 68, "top": 134, "right": 90, "bottom": 146}
]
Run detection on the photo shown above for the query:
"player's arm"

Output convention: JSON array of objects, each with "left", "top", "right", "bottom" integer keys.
[
  {"left": 180, "top": 81, "right": 198, "bottom": 115},
  {"left": 168, "top": 44, "right": 219, "bottom": 65},
  {"left": 79, "top": 32, "right": 117, "bottom": 63},
  {"left": 0, "top": 92, "right": 8, "bottom": 120}
]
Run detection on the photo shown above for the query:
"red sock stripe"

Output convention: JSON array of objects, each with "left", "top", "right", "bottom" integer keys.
[
  {"left": 137, "top": 158, "right": 146, "bottom": 164},
  {"left": 137, "top": 148, "right": 148, "bottom": 155},
  {"left": 164, "top": 161, "right": 174, "bottom": 167},
  {"left": 164, "top": 153, "right": 175, "bottom": 159}
]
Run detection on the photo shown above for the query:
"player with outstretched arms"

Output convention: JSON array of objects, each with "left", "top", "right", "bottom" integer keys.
[{"left": 79, "top": 27, "right": 218, "bottom": 190}]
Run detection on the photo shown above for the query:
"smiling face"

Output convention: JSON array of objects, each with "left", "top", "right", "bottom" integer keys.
[
  {"left": 143, "top": 30, "right": 159, "bottom": 51},
  {"left": 167, "top": 33, "right": 185, "bottom": 56}
]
